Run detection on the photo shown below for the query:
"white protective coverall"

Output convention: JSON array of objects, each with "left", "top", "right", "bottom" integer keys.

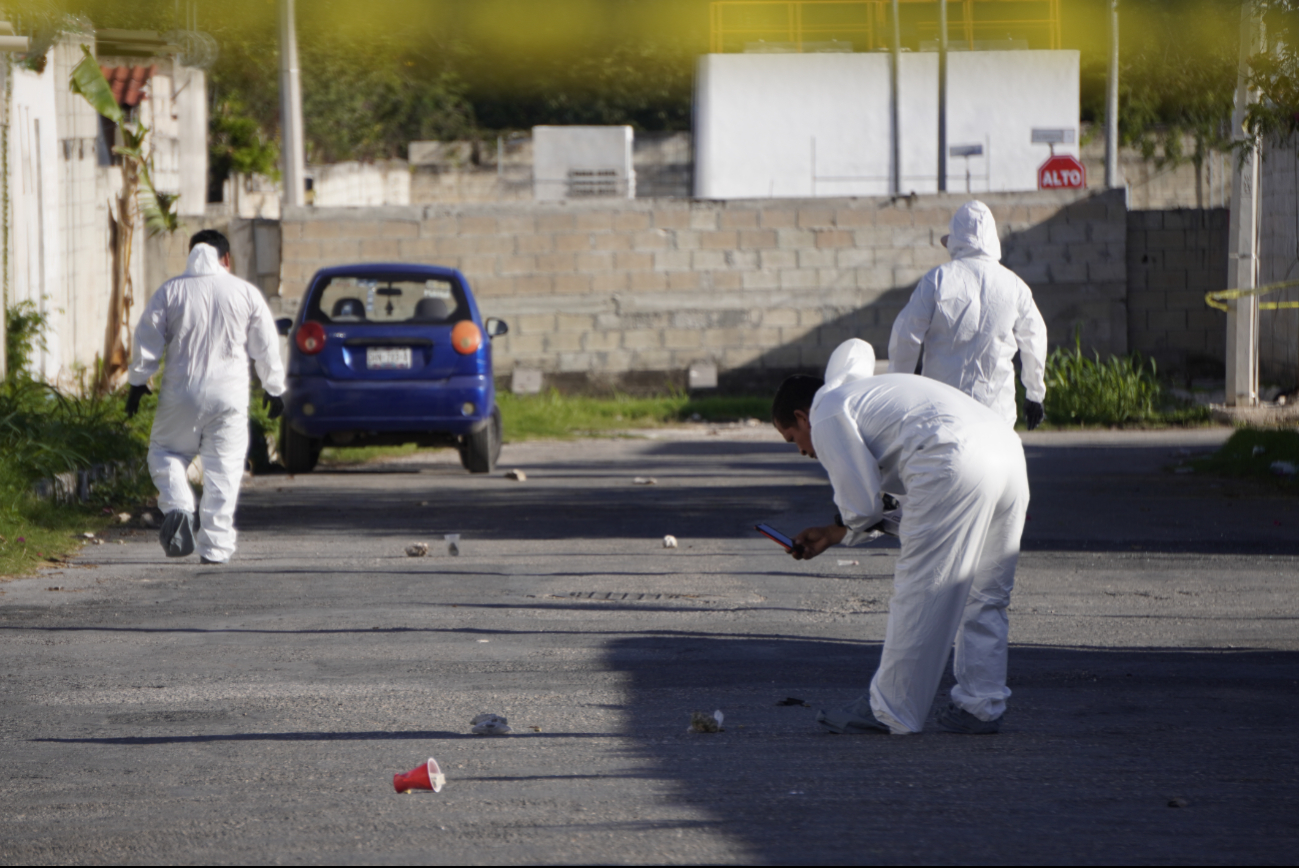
[
  {"left": 887, "top": 200, "right": 1048, "bottom": 426},
  {"left": 128, "top": 244, "right": 286, "bottom": 563},
  {"left": 812, "top": 339, "right": 1029, "bottom": 733}
]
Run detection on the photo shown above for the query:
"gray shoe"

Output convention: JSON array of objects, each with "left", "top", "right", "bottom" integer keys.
[
  {"left": 937, "top": 703, "right": 1002, "bottom": 734},
  {"left": 816, "top": 703, "right": 891, "bottom": 734},
  {"left": 159, "top": 510, "right": 197, "bottom": 558}
]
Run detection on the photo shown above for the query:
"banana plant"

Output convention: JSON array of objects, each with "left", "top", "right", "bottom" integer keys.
[{"left": 69, "top": 45, "right": 180, "bottom": 394}]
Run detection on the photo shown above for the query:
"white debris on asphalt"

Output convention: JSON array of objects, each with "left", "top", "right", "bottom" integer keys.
[
  {"left": 662, "top": 535, "right": 678, "bottom": 548},
  {"left": 470, "top": 712, "right": 512, "bottom": 736},
  {"left": 405, "top": 542, "right": 429, "bottom": 557},
  {"left": 688, "top": 710, "right": 725, "bottom": 733},
  {"left": 504, "top": 469, "right": 527, "bottom": 481},
  {"left": 632, "top": 476, "right": 657, "bottom": 485},
  {"left": 837, "top": 559, "right": 860, "bottom": 566},
  {"left": 445, "top": 534, "right": 460, "bottom": 556}
]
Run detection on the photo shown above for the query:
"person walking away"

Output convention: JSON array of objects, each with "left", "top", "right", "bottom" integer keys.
[
  {"left": 773, "top": 339, "right": 1029, "bottom": 735},
  {"left": 124, "top": 230, "right": 286, "bottom": 564},
  {"left": 887, "top": 200, "right": 1049, "bottom": 429}
]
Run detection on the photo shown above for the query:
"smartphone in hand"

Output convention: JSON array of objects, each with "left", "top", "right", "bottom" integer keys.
[{"left": 755, "top": 523, "right": 804, "bottom": 557}]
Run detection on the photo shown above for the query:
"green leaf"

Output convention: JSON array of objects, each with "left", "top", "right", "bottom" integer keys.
[{"left": 68, "top": 45, "right": 123, "bottom": 125}]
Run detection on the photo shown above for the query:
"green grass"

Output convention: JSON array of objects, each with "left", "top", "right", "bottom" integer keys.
[
  {"left": 1037, "top": 337, "right": 1214, "bottom": 428},
  {"left": 497, "top": 390, "right": 771, "bottom": 440},
  {"left": 1192, "top": 427, "right": 1299, "bottom": 487},
  {"left": 0, "top": 377, "right": 153, "bottom": 578}
]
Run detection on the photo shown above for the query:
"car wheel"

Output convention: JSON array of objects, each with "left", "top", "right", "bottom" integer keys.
[
  {"left": 460, "top": 405, "right": 501, "bottom": 474},
  {"left": 280, "top": 417, "right": 322, "bottom": 474}
]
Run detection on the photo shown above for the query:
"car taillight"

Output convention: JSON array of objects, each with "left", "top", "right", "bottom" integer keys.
[
  {"left": 451, "top": 321, "right": 482, "bottom": 355},
  {"left": 296, "top": 321, "right": 326, "bottom": 355}
]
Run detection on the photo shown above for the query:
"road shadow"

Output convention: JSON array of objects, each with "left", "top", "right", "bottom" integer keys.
[
  {"left": 603, "top": 634, "right": 1299, "bottom": 864},
  {"left": 233, "top": 435, "right": 1299, "bottom": 555}
]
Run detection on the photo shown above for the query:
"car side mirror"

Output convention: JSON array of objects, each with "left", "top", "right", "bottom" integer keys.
[
  {"left": 485, "top": 317, "right": 508, "bottom": 338},
  {"left": 276, "top": 318, "right": 293, "bottom": 336}
]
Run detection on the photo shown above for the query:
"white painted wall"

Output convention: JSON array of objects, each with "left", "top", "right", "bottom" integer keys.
[
  {"left": 10, "top": 55, "right": 64, "bottom": 382},
  {"left": 173, "top": 65, "right": 207, "bottom": 217},
  {"left": 533, "top": 126, "right": 634, "bottom": 200},
  {"left": 694, "top": 50, "right": 1080, "bottom": 199},
  {"left": 695, "top": 53, "right": 891, "bottom": 199},
  {"left": 307, "top": 160, "right": 410, "bottom": 207}
]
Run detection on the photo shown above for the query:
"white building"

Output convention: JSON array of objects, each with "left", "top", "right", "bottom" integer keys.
[
  {"left": 4, "top": 29, "right": 207, "bottom": 386},
  {"left": 694, "top": 50, "right": 1080, "bottom": 199}
]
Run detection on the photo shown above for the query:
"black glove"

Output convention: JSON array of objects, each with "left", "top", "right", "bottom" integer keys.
[
  {"left": 1025, "top": 400, "right": 1044, "bottom": 431},
  {"left": 263, "top": 393, "right": 285, "bottom": 419},
  {"left": 125, "top": 384, "right": 151, "bottom": 418}
]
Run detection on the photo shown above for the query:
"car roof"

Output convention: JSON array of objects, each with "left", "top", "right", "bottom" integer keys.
[{"left": 310, "top": 263, "right": 467, "bottom": 284}]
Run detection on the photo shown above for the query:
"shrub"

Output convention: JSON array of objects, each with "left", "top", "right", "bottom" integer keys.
[{"left": 1042, "top": 337, "right": 1164, "bottom": 426}]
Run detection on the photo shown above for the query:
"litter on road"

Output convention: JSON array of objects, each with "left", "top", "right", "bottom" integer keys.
[
  {"left": 393, "top": 757, "right": 445, "bottom": 794},
  {"left": 504, "top": 468, "right": 527, "bottom": 481},
  {"left": 633, "top": 477, "right": 657, "bottom": 485},
  {"left": 689, "top": 710, "right": 725, "bottom": 733},
  {"left": 445, "top": 534, "right": 461, "bottom": 556},
  {"left": 405, "top": 543, "right": 429, "bottom": 557},
  {"left": 662, "top": 535, "right": 678, "bottom": 548},
  {"left": 471, "top": 713, "right": 512, "bottom": 735}
]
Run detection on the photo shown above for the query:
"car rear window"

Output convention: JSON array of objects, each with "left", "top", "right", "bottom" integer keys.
[{"left": 306, "top": 276, "right": 469, "bottom": 326}]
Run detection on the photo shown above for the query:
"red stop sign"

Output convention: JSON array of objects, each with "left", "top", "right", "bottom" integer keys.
[{"left": 1038, "top": 154, "right": 1086, "bottom": 189}]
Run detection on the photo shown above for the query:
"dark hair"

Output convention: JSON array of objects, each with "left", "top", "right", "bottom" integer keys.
[
  {"left": 771, "top": 375, "right": 824, "bottom": 428},
  {"left": 189, "top": 229, "right": 230, "bottom": 260}
]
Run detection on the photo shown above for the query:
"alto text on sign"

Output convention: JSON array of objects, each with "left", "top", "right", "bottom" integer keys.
[{"left": 1038, "top": 155, "right": 1086, "bottom": 190}]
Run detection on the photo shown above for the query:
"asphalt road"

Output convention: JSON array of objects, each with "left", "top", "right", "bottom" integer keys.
[{"left": 1, "top": 425, "right": 1297, "bottom": 865}]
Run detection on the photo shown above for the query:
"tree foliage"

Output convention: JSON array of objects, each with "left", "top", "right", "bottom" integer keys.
[
  {"left": 1245, "top": 1, "right": 1299, "bottom": 144},
  {"left": 1080, "top": 0, "right": 1238, "bottom": 170}
]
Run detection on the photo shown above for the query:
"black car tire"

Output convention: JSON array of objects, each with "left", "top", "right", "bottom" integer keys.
[
  {"left": 280, "top": 417, "right": 322, "bottom": 474},
  {"left": 460, "top": 405, "right": 501, "bottom": 474}
]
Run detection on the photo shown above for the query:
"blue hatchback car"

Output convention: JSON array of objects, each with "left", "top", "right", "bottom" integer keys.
[{"left": 276, "top": 263, "right": 508, "bottom": 474}]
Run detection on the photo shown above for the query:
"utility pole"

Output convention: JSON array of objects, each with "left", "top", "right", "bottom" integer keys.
[
  {"left": 890, "top": 0, "right": 901, "bottom": 196},
  {"left": 278, "top": 0, "right": 306, "bottom": 208},
  {"left": 1104, "top": 0, "right": 1121, "bottom": 188},
  {"left": 937, "top": 0, "right": 947, "bottom": 192},
  {"left": 1226, "top": 1, "right": 1263, "bottom": 407}
]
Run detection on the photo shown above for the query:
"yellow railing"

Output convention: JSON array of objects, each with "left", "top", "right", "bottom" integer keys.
[{"left": 709, "top": 0, "right": 1061, "bottom": 54}]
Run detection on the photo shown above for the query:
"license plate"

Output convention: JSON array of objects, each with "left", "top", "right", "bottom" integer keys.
[{"left": 366, "top": 347, "right": 412, "bottom": 370}]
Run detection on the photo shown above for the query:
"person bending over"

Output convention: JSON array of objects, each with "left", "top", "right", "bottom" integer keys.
[{"left": 773, "top": 338, "right": 1029, "bottom": 735}]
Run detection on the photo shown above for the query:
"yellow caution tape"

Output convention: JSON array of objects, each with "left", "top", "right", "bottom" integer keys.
[{"left": 1205, "top": 278, "right": 1299, "bottom": 312}]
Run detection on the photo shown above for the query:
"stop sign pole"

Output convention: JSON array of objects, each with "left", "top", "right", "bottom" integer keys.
[{"left": 1033, "top": 128, "right": 1084, "bottom": 190}]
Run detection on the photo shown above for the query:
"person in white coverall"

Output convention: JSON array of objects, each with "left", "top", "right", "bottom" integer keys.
[
  {"left": 888, "top": 200, "right": 1049, "bottom": 429},
  {"left": 125, "top": 230, "right": 286, "bottom": 564},
  {"left": 772, "top": 339, "right": 1029, "bottom": 735}
]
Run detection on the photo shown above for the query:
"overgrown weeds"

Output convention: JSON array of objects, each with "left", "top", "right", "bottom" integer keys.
[
  {"left": 1193, "top": 427, "right": 1299, "bottom": 488},
  {"left": 1041, "top": 336, "right": 1213, "bottom": 427}
]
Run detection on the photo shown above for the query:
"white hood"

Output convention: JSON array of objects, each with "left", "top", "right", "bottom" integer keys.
[
  {"left": 947, "top": 200, "right": 1001, "bottom": 262},
  {"left": 183, "top": 243, "right": 225, "bottom": 276},
  {"left": 823, "top": 339, "right": 877, "bottom": 392}
]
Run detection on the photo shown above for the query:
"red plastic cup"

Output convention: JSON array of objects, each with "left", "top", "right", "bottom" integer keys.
[{"left": 393, "top": 757, "right": 444, "bottom": 793}]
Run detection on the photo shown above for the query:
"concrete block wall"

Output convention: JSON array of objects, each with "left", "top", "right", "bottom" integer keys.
[
  {"left": 1126, "top": 209, "right": 1228, "bottom": 378},
  {"left": 277, "top": 189, "right": 1126, "bottom": 392},
  {"left": 1259, "top": 138, "right": 1299, "bottom": 387}
]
